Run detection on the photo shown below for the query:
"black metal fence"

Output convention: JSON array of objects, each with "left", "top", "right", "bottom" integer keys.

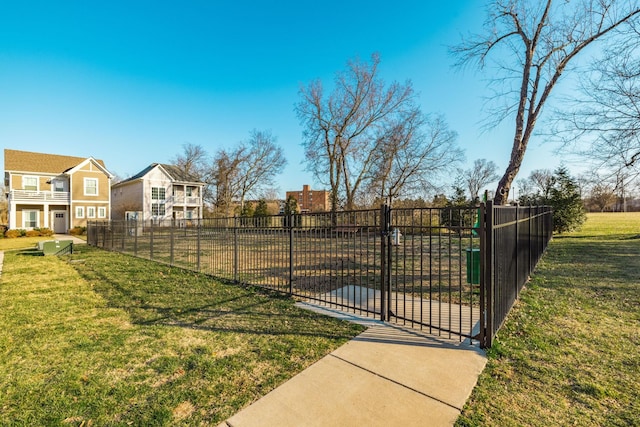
[
  {"left": 479, "top": 202, "right": 553, "bottom": 347},
  {"left": 88, "top": 203, "right": 552, "bottom": 348}
]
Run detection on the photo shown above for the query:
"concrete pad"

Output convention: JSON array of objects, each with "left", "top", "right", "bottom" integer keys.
[
  {"left": 321, "top": 285, "right": 481, "bottom": 338},
  {"left": 332, "top": 324, "right": 487, "bottom": 410},
  {"left": 222, "top": 351, "right": 460, "bottom": 427}
]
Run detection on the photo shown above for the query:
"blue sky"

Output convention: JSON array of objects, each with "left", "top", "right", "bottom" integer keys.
[{"left": 0, "top": 1, "right": 569, "bottom": 198}]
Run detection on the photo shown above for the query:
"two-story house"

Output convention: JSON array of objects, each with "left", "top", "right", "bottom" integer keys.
[
  {"left": 111, "top": 163, "right": 205, "bottom": 221},
  {"left": 4, "top": 149, "right": 113, "bottom": 232}
]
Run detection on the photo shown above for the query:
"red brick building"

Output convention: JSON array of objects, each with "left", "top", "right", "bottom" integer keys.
[{"left": 285, "top": 185, "right": 330, "bottom": 212}]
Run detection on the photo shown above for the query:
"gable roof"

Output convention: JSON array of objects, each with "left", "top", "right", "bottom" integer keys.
[
  {"left": 4, "top": 149, "right": 107, "bottom": 174},
  {"left": 159, "top": 163, "right": 202, "bottom": 183},
  {"left": 114, "top": 163, "right": 204, "bottom": 187}
]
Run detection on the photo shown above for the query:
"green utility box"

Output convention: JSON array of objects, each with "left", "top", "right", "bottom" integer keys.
[
  {"left": 466, "top": 248, "right": 480, "bottom": 284},
  {"left": 38, "top": 240, "right": 73, "bottom": 256}
]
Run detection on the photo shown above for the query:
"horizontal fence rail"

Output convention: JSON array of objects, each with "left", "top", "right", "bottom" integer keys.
[{"left": 88, "top": 203, "right": 552, "bottom": 348}]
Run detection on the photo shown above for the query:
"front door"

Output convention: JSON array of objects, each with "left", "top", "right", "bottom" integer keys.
[{"left": 53, "top": 211, "right": 66, "bottom": 233}]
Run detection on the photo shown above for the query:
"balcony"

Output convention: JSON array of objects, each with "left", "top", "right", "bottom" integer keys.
[
  {"left": 170, "top": 195, "right": 202, "bottom": 206},
  {"left": 9, "top": 189, "right": 70, "bottom": 204}
]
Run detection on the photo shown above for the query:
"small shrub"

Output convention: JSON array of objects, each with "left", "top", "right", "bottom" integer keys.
[
  {"left": 35, "top": 228, "right": 54, "bottom": 237},
  {"left": 5, "top": 229, "right": 21, "bottom": 238},
  {"left": 70, "top": 226, "right": 86, "bottom": 236},
  {"left": 25, "top": 230, "right": 42, "bottom": 237}
]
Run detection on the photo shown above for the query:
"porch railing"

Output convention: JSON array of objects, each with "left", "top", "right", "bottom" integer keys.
[{"left": 8, "top": 190, "right": 70, "bottom": 203}]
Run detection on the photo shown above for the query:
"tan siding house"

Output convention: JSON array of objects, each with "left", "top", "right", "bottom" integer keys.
[{"left": 4, "top": 149, "right": 113, "bottom": 232}]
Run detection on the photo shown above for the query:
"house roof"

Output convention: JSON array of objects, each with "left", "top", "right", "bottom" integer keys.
[
  {"left": 159, "top": 163, "right": 202, "bottom": 183},
  {"left": 4, "top": 149, "right": 107, "bottom": 174},
  {"left": 114, "top": 163, "right": 204, "bottom": 186}
]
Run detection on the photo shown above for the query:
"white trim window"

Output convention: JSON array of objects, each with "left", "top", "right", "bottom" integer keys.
[
  {"left": 151, "top": 203, "right": 166, "bottom": 216},
  {"left": 87, "top": 206, "right": 96, "bottom": 218},
  {"left": 76, "top": 206, "right": 85, "bottom": 218},
  {"left": 84, "top": 178, "right": 98, "bottom": 196},
  {"left": 151, "top": 187, "right": 166, "bottom": 217},
  {"left": 151, "top": 187, "right": 166, "bottom": 201},
  {"left": 22, "top": 176, "right": 38, "bottom": 191},
  {"left": 23, "top": 210, "right": 39, "bottom": 228},
  {"left": 98, "top": 207, "right": 107, "bottom": 218}
]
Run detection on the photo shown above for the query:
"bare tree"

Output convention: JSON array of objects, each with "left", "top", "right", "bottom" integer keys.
[
  {"left": 211, "top": 147, "right": 245, "bottom": 216},
  {"left": 453, "top": 0, "right": 640, "bottom": 204},
  {"left": 236, "top": 130, "right": 287, "bottom": 209},
  {"left": 528, "top": 169, "right": 554, "bottom": 198},
  {"left": 556, "top": 19, "right": 640, "bottom": 181},
  {"left": 461, "top": 159, "right": 500, "bottom": 201},
  {"left": 517, "top": 168, "right": 554, "bottom": 202},
  {"left": 210, "top": 130, "right": 286, "bottom": 215},
  {"left": 369, "top": 112, "right": 462, "bottom": 205},
  {"left": 588, "top": 183, "right": 617, "bottom": 212},
  {"left": 296, "top": 53, "right": 418, "bottom": 211},
  {"left": 171, "top": 142, "right": 212, "bottom": 205},
  {"left": 171, "top": 143, "right": 209, "bottom": 179}
]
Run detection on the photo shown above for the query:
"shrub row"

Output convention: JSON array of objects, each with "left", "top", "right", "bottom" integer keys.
[{"left": 4, "top": 228, "right": 55, "bottom": 238}]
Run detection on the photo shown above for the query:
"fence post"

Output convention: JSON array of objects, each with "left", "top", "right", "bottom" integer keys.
[
  {"left": 480, "top": 200, "right": 494, "bottom": 348},
  {"left": 170, "top": 219, "right": 175, "bottom": 265},
  {"left": 197, "top": 219, "right": 201, "bottom": 272},
  {"left": 121, "top": 221, "right": 125, "bottom": 251},
  {"left": 379, "top": 205, "right": 386, "bottom": 321},
  {"left": 150, "top": 220, "right": 154, "bottom": 260},
  {"left": 515, "top": 203, "right": 519, "bottom": 300},
  {"left": 379, "top": 204, "right": 392, "bottom": 321},
  {"left": 233, "top": 216, "right": 239, "bottom": 283},
  {"left": 288, "top": 214, "right": 294, "bottom": 295},
  {"left": 134, "top": 220, "right": 138, "bottom": 256}
]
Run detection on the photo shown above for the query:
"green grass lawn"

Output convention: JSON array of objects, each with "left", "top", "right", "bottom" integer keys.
[
  {"left": 0, "top": 246, "right": 364, "bottom": 426},
  {"left": 457, "top": 212, "right": 640, "bottom": 426}
]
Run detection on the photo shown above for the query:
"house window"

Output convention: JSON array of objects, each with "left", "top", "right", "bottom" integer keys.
[
  {"left": 23, "top": 210, "right": 38, "bottom": 228},
  {"left": 98, "top": 207, "right": 106, "bottom": 218},
  {"left": 152, "top": 203, "right": 166, "bottom": 216},
  {"left": 151, "top": 187, "right": 166, "bottom": 217},
  {"left": 185, "top": 210, "right": 193, "bottom": 220},
  {"left": 53, "top": 180, "right": 65, "bottom": 192},
  {"left": 84, "top": 178, "right": 98, "bottom": 196},
  {"left": 151, "top": 187, "right": 166, "bottom": 200},
  {"left": 76, "top": 206, "right": 85, "bottom": 218},
  {"left": 23, "top": 176, "right": 38, "bottom": 191},
  {"left": 87, "top": 206, "right": 96, "bottom": 218},
  {"left": 186, "top": 186, "right": 194, "bottom": 197}
]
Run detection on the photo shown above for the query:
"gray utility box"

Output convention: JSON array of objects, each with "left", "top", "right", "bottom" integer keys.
[{"left": 37, "top": 240, "right": 73, "bottom": 255}]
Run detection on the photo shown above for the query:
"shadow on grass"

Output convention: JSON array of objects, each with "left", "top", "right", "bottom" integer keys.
[
  {"left": 68, "top": 248, "right": 362, "bottom": 341},
  {"left": 17, "top": 248, "right": 44, "bottom": 257}
]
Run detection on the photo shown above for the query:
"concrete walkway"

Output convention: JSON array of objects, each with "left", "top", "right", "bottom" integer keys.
[
  {"left": 53, "top": 234, "right": 87, "bottom": 245},
  {"left": 219, "top": 303, "right": 487, "bottom": 427}
]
